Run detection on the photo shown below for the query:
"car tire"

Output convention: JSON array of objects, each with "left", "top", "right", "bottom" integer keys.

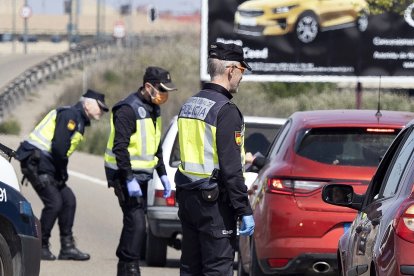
[
  {"left": 0, "top": 233, "right": 13, "bottom": 276},
  {"left": 145, "top": 228, "right": 167, "bottom": 267},
  {"left": 357, "top": 11, "right": 369, "bottom": 32},
  {"left": 237, "top": 252, "right": 249, "bottom": 276},
  {"left": 295, "top": 12, "right": 319, "bottom": 44},
  {"left": 249, "top": 242, "right": 266, "bottom": 276}
]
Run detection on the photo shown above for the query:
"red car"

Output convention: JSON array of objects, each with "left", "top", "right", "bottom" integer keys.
[
  {"left": 238, "top": 110, "right": 414, "bottom": 276},
  {"left": 322, "top": 116, "right": 414, "bottom": 276}
]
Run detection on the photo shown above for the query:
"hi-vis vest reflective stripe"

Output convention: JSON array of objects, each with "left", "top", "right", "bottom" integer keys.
[
  {"left": 104, "top": 93, "right": 162, "bottom": 174},
  {"left": 178, "top": 90, "right": 245, "bottom": 182},
  {"left": 27, "top": 109, "right": 84, "bottom": 156}
]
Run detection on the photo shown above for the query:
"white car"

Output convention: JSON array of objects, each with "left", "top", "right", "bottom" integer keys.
[
  {"left": 0, "top": 143, "right": 41, "bottom": 276},
  {"left": 145, "top": 116, "right": 286, "bottom": 266}
]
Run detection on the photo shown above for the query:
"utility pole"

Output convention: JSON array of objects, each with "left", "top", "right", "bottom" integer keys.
[
  {"left": 12, "top": 0, "right": 16, "bottom": 53},
  {"left": 128, "top": 0, "right": 133, "bottom": 47},
  {"left": 68, "top": 0, "right": 73, "bottom": 49},
  {"left": 23, "top": 0, "right": 28, "bottom": 54},
  {"left": 102, "top": 0, "right": 106, "bottom": 38},
  {"left": 96, "top": 0, "right": 101, "bottom": 40}
]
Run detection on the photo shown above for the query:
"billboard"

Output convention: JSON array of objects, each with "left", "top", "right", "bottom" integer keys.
[{"left": 200, "top": 0, "right": 414, "bottom": 83}]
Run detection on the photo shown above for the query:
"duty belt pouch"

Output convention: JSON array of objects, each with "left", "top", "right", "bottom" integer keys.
[{"left": 201, "top": 185, "right": 219, "bottom": 202}]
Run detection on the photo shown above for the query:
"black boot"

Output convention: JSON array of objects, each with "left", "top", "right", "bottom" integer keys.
[
  {"left": 58, "top": 236, "right": 90, "bottom": 261},
  {"left": 41, "top": 244, "right": 56, "bottom": 261},
  {"left": 117, "top": 261, "right": 140, "bottom": 276}
]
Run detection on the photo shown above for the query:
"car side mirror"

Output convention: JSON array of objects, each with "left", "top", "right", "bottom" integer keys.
[
  {"left": 322, "top": 184, "right": 364, "bottom": 211},
  {"left": 322, "top": 184, "right": 354, "bottom": 205}
]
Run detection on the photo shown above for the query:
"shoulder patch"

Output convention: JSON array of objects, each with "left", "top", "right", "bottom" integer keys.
[
  {"left": 67, "top": 120, "right": 76, "bottom": 131},
  {"left": 235, "top": 131, "right": 242, "bottom": 146},
  {"left": 138, "top": 107, "right": 147, "bottom": 118}
]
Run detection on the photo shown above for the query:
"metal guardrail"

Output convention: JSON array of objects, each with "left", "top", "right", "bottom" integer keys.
[{"left": 0, "top": 40, "right": 117, "bottom": 122}]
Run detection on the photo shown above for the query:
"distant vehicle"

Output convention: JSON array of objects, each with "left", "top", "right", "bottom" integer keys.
[
  {"left": 238, "top": 110, "right": 414, "bottom": 276},
  {"left": 18, "top": 34, "right": 38, "bottom": 43},
  {"left": 322, "top": 116, "right": 414, "bottom": 276},
  {"left": 0, "top": 33, "right": 13, "bottom": 42},
  {"left": 146, "top": 115, "right": 286, "bottom": 266},
  {"left": 234, "top": 0, "right": 369, "bottom": 43},
  {"left": 50, "top": 34, "right": 62, "bottom": 43},
  {"left": 0, "top": 143, "right": 41, "bottom": 276}
]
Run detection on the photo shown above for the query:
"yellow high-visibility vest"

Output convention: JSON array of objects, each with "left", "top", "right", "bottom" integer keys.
[
  {"left": 178, "top": 90, "right": 245, "bottom": 182},
  {"left": 104, "top": 93, "right": 162, "bottom": 174},
  {"left": 27, "top": 107, "right": 84, "bottom": 156}
]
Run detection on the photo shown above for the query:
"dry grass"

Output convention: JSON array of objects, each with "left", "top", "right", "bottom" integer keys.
[{"left": 51, "top": 30, "right": 414, "bottom": 155}]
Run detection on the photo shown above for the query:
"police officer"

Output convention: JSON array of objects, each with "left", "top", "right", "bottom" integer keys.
[
  {"left": 175, "top": 42, "right": 255, "bottom": 276},
  {"left": 104, "top": 66, "right": 176, "bottom": 276},
  {"left": 16, "top": 89, "right": 109, "bottom": 261}
]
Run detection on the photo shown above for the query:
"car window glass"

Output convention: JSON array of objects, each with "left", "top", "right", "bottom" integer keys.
[
  {"left": 244, "top": 122, "right": 281, "bottom": 156},
  {"left": 296, "top": 127, "right": 397, "bottom": 167},
  {"left": 268, "top": 119, "right": 291, "bottom": 158},
  {"left": 378, "top": 128, "right": 414, "bottom": 199}
]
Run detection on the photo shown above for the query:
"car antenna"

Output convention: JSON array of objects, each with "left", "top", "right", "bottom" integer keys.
[{"left": 375, "top": 76, "right": 382, "bottom": 122}]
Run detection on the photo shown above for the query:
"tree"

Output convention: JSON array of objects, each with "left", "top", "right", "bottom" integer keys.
[{"left": 367, "top": 0, "right": 412, "bottom": 15}]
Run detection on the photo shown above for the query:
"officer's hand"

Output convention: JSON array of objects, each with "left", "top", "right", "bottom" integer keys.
[
  {"left": 126, "top": 178, "right": 142, "bottom": 197},
  {"left": 239, "top": 215, "right": 255, "bottom": 236},
  {"left": 160, "top": 175, "right": 172, "bottom": 198}
]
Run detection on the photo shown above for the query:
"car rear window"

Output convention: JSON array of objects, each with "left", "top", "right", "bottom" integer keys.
[
  {"left": 296, "top": 127, "right": 399, "bottom": 167},
  {"left": 245, "top": 123, "right": 282, "bottom": 156}
]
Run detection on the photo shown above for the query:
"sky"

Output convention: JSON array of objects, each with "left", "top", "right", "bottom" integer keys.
[{"left": 28, "top": 0, "right": 201, "bottom": 15}]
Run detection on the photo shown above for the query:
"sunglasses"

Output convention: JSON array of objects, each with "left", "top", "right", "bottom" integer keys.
[{"left": 226, "top": 65, "right": 246, "bottom": 74}]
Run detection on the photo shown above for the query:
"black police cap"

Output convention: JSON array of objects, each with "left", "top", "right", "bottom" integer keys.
[
  {"left": 82, "top": 89, "right": 109, "bottom": 112},
  {"left": 208, "top": 42, "right": 252, "bottom": 71},
  {"left": 143, "top": 66, "right": 177, "bottom": 92}
]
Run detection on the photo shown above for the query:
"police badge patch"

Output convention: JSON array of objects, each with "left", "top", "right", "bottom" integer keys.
[
  {"left": 67, "top": 120, "right": 76, "bottom": 131},
  {"left": 138, "top": 107, "right": 146, "bottom": 118},
  {"left": 235, "top": 131, "right": 242, "bottom": 146}
]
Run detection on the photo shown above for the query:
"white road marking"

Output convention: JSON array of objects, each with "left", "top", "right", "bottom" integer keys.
[{"left": 68, "top": 170, "right": 107, "bottom": 186}]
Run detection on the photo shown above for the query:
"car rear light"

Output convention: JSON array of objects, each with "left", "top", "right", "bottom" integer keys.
[
  {"left": 154, "top": 190, "right": 176, "bottom": 206},
  {"left": 394, "top": 201, "right": 414, "bottom": 243},
  {"left": 267, "top": 177, "right": 327, "bottom": 195},
  {"left": 366, "top": 128, "right": 395, "bottom": 133},
  {"left": 267, "top": 258, "right": 290, "bottom": 268}
]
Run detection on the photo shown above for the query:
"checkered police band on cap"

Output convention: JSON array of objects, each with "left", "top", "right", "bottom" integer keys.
[
  {"left": 208, "top": 42, "right": 252, "bottom": 71},
  {"left": 143, "top": 66, "right": 177, "bottom": 91}
]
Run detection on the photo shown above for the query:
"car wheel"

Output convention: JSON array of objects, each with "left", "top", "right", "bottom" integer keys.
[
  {"left": 249, "top": 242, "right": 266, "bottom": 276},
  {"left": 237, "top": 252, "right": 249, "bottom": 276},
  {"left": 145, "top": 228, "right": 167, "bottom": 267},
  {"left": 357, "top": 11, "right": 369, "bottom": 32},
  {"left": 0, "top": 233, "right": 13, "bottom": 276},
  {"left": 295, "top": 12, "right": 319, "bottom": 43}
]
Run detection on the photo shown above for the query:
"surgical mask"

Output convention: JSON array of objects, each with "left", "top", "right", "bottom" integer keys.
[{"left": 150, "top": 88, "right": 168, "bottom": 105}]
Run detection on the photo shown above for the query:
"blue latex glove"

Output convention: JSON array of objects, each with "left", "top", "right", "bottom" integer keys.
[
  {"left": 126, "top": 178, "right": 142, "bottom": 197},
  {"left": 160, "top": 175, "right": 172, "bottom": 198},
  {"left": 239, "top": 215, "right": 255, "bottom": 236}
]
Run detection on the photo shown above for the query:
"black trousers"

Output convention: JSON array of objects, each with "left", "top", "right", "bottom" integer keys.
[
  {"left": 34, "top": 180, "right": 76, "bottom": 246},
  {"left": 115, "top": 180, "right": 148, "bottom": 263},
  {"left": 177, "top": 189, "right": 237, "bottom": 276}
]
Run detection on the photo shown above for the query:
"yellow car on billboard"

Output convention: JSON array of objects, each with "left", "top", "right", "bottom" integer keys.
[{"left": 234, "top": 0, "right": 369, "bottom": 43}]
